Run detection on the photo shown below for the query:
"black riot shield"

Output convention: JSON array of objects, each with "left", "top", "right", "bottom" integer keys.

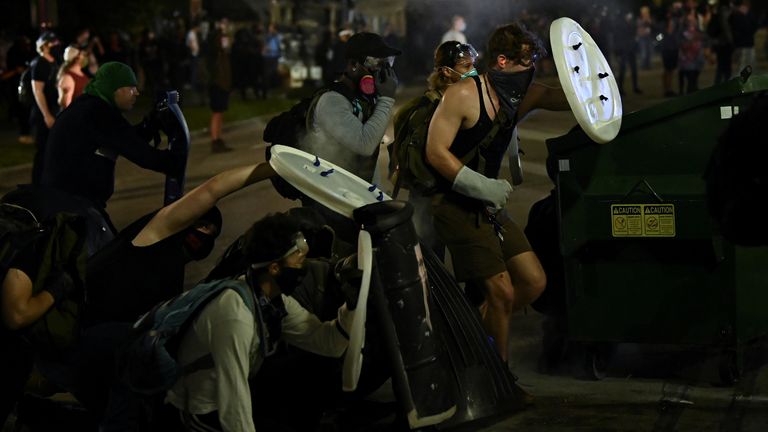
[
  {"left": 354, "top": 200, "right": 528, "bottom": 430},
  {"left": 156, "top": 90, "right": 190, "bottom": 205},
  {"left": 354, "top": 201, "right": 457, "bottom": 429}
]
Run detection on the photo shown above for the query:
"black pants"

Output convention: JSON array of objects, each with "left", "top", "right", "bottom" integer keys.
[
  {"left": 714, "top": 45, "right": 734, "bottom": 85},
  {"left": 30, "top": 113, "right": 50, "bottom": 185}
]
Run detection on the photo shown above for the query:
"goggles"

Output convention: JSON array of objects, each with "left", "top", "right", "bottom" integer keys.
[
  {"left": 363, "top": 56, "right": 396, "bottom": 70},
  {"left": 438, "top": 42, "right": 478, "bottom": 68},
  {"left": 250, "top": 232, "right": 309, "bottom": 269}
]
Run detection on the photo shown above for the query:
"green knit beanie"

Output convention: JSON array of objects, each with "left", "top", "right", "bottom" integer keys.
[{"left": 83, "top": 62, "right": 138, "bottom": 107}]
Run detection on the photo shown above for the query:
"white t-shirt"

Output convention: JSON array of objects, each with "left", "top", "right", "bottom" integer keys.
[{"left": 166, "top": 286, "right": 354, "bottom": 432}]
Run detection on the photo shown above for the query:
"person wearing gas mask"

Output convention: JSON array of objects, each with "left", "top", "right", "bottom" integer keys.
[
  {"left": 157, "top": 212, "right": 357, "bottom": 432},
  {"left": 426, "top": 23, "right": 570, "bottom": 367},
  {"left": 391, "top": 41, "right": 479, "bottom": 259},
  {"left": 84, "top": 162, "right": 276, "bottom": 328},
  {"left": 302, "top": 32, "right": 401, "bottom": 243}
]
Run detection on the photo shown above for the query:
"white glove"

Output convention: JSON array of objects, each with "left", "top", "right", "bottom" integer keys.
[{"left": 452, "top": 165, "right": 513, "bottom": 210}]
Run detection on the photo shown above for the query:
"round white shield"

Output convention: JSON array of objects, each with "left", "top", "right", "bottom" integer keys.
[
  {"left": 269, "top": 145, "right": 391, "bottom": 218},
  {"left": 550, "top": 17, "right": 622, "bottom": 144},
  {"left": 342, "top": 229, "right": 373, "bottom": 392}
]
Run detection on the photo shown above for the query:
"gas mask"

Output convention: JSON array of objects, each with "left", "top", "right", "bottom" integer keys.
[{"left": 357, "top": 56, "right": 395, "bottom": 95}]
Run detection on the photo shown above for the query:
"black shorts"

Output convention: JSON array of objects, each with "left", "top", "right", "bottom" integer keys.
[{"left": 208, "top": 86, "right": 230, "bottom": 113}]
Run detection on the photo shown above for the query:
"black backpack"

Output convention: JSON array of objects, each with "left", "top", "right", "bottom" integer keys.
[
  {"left": 1, "top": 189, "right": 88, "bottom": 355},
  {"left": 17, "top": 65, "right": 33, "bottom": 106},
  {"left": 263, "top": 88, "right": 332, "bottom": 200}
]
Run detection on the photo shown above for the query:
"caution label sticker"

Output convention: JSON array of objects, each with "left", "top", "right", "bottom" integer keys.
[{"left": 611, "top": 204, "right": 675, "bottom": 237}]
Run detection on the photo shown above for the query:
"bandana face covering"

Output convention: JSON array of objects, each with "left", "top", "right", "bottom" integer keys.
[
  {"left": 274, "top": 266, "right": 308, "bottom": 295},
  {"left": 486, "top": 67, "right": 535, "bottom": 118}
]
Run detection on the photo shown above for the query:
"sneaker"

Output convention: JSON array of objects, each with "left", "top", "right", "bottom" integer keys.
[
  {"left": 211, "top": 138, "right": 233, "bottom": 153},
  {"left": 18, "top": 135, "right": 34, "bottom": 145}
]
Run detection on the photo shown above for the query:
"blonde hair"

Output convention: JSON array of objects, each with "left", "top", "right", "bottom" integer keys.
[{"left": 57, "top": 46, "right": 83, "bottom": 82}]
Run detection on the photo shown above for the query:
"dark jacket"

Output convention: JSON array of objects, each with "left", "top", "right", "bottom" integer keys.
[{"left": 41, "top": 94, "right": 176, "bottom": 209}]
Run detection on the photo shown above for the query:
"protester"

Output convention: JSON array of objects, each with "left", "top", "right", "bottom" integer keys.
[
  {"left": 57, "top": 45, "right": 90, "bottom": 109},
  {"left": 301, "top": 32, "right": 401, "bottom": 243},
  {"left": 426, "top": 22, "right": 570, "bottom": 366},
  {"left": 29, "top": 31, "right": 60, "bottom": 185}
]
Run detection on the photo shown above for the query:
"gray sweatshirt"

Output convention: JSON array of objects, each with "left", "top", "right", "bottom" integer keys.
[{"left": 304, "top": 91, "right": 395, "bottom": 182}]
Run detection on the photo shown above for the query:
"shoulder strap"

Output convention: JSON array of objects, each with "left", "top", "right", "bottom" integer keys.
[
  {"left": 459, "top": 75, "right": 510, "bottom": 170},
  {"left": 305, "top": 88, "right": 333, "bottom": 131},
  {"left": 176, "top": 279, "right": 256, "bottom": 376}
]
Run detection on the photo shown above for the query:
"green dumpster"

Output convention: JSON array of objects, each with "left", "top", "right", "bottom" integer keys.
[{"left": 546, "top": 73, "right": 768, "bottom": 378}]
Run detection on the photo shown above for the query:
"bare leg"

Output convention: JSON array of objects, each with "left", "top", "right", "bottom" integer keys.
[
  {"left": 210, "top": 112, "right": 223, "bottom": 141},
  {"left": 480, "top": 251, "right": 546, "bottom": 361}
]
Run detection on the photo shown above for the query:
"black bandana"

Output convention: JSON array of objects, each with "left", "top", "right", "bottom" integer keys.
[{"left": 487, "top": 67, "right": 535, "bottom": 120}]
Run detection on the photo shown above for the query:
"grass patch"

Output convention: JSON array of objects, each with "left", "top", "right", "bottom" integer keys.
[{"left": 126, "top": 94, "right": 297, "bottom": 132}]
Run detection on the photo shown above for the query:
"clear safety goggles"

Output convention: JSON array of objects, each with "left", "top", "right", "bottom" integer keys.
[
  {"left": 363, "top": 56, "right": 396, "bottom": 70},
  {"left": 250, "top": 232, "right": 309, "bottom": 269},
  {"left": 447, "top": 42, "right": 479, "bottom": 65}
]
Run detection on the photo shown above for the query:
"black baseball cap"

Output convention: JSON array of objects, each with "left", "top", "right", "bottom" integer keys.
[
  {"left": 345, "top": 32, "right": 402, "bottom": 63},
  {"left": 36, "top": 31, "right": 59, "bottom": 47}
]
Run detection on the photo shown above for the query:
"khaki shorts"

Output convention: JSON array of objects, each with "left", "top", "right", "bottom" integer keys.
[{"left": 432, "top": 194, "right": 531, "bottom": 282}]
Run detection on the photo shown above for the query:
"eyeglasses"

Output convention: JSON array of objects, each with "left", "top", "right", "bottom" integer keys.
[
  {"left": 363, "top": 56, "right": 396, "bottom": 70},
  {"left": 250, "top": 232, "right": 309, "bottom": 269}
]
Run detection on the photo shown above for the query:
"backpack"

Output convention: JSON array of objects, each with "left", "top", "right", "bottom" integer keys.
[
  {"left": 0, "top": 203, "right": 46, "bottom": 285},
  {"left": 391, "top": 87, "right": 511, "bottom": 199},
  {"left": 1, "top": 189, "right": 88, "bottom": 356},
  {"left": 17, "top": 65, "right": 33, "bottom": 106},
  {"left": 263, "top": 88, "right": 332, "bottom": 200},
  {"left": 117, "top": 279, "right": 258, "bottom": 395},
  {"left": 390, "top": 90, "right": 443, "bottom": 198}
]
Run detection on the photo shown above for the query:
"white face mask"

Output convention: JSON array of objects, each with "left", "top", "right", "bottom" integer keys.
[{"left": 457, "top": 22, "right": 467, "bottom": 32}]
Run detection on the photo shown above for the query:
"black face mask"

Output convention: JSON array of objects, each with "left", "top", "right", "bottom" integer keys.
[
  {"left": 487, "top": 67, "right": 535, "bottom": 119},
  {"left": 274, "top": 266, "right": 308, "bottom": 295},
  {"left": 183, "top": 229, "right": 216, "bottom": 261}
]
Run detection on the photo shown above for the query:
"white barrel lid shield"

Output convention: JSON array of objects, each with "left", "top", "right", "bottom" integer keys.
[
  {"left": 269, "top": 145, "right": 391, "bottom": 218},
  {"left": 550, "top": 17, "right": 622, "bottom": 144}
]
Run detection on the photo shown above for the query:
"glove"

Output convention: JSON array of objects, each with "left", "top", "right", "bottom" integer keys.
[
  {"left": 376, "top": 65, "right": 398, "bottom": 98},
  {"left": 335, "top": 254, "right": 362, "bottom": 310},
  {"left": 44, "top": 271, "right": 75, "bottom": 305},
  {"left": 138, "top": 110, "right": 163, "bottom": 147},
  {"left": 452, "top": 165, "right": 513, "bottom": 210}
]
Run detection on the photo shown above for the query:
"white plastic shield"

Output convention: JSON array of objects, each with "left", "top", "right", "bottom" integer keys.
[{"left": 550, "top": 17, "right": 622, "bottom": 144}]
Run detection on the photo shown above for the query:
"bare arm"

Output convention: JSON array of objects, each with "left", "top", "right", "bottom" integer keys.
[
  {"left": 132, "top": 162, "right": 276, "bottom": 246},
  {"left": 1, "top": 269, "right": 55, "bottom": 330},
  {"left": 32, "top": 80, "right": 55, "bottom": 127},
  {"left": 425, "top": 82, "right": 473, "bottom": 182},
  {"left": 58, "top": 74, "right": 74, "bottom": 109},
  {"left": 516, "top": 81, "right": 570, "bottom": 122}
]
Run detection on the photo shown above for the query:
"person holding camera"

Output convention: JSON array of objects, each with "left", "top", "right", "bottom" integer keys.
[{"left": 40, "top": 62, "right": 182, "bottom": 243}]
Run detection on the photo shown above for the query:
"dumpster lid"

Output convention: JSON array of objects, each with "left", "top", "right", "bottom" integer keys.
[
  {"left": 550, "top": 17, "right": 622, "bottom": 144},
  {"left": 269, "top": 145, "right": 391, "bottom": 219}
]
